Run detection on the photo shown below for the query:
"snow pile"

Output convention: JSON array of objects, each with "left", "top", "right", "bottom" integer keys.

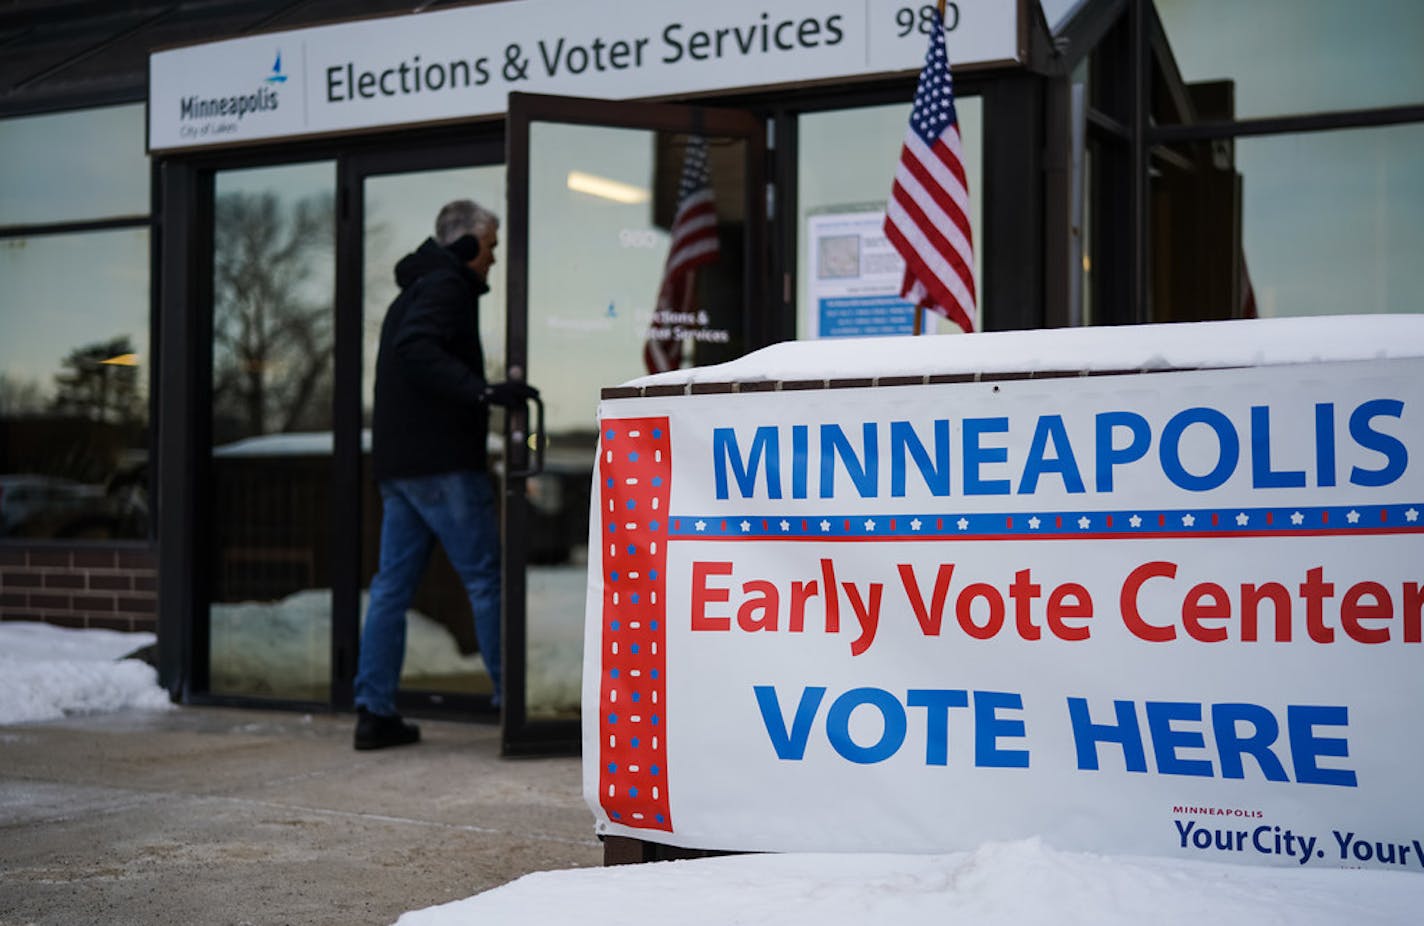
[
  {"left": 0, "top": 621, "right": 169, "bottom": 725},
  {"left": 397, "top": 837, "right": 1424, "bottom": 926}
]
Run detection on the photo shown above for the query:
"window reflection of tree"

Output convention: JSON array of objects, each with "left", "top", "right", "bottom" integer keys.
[
  {"left": 52, "top": 336, "right": 144, "bottom": 425},
  {"left": 212, "top": 191, "right": 334, "bottom": 443},
  {"left": 0, "top": 336, "right": 148, "bottom": 538}
]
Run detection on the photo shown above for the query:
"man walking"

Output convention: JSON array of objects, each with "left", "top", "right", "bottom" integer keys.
[{"left": 354, "top": 199, "right": 537, "bottom": 750}]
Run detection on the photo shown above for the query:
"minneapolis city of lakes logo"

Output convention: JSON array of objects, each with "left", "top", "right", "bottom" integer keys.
[
  {"left": 266, "top": 51, "right": 288, "bottom": 83},
  {"left": 178, "top": 50, "right": 283, "bottom": 122}
]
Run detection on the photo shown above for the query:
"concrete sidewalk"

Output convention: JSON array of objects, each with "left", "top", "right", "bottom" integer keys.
[{"left": 0, "top": 706, "right": 601, "bottom": 926}]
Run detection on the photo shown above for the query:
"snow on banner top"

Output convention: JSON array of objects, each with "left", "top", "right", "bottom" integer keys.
[{"left": 623, "top": 316, "right": 1424, "bottom": 390}]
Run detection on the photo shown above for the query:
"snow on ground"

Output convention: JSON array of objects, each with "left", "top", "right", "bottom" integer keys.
[
  {"left": 0, "top": 621, "right": 169, "bottom": 725},
  {"left": 398, "top": 837, "right": 1424, "bottom": 926},
  {"left": 3, "top": 622, "right": 1421, "bottom": 923}
]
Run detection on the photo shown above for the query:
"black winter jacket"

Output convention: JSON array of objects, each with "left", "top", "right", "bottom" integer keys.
[{"left": 372, "top": 238, "right": 492, "bottom": 481}]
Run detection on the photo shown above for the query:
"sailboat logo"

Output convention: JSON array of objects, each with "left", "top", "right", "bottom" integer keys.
[{"left": 266, "top": 50, "right": 288, "bottom": 83}]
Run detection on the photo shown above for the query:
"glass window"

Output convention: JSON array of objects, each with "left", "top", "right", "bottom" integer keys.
[
  {"left": 796, "top": 98, "right": 983, "bottom": 339},
  {"left": 1157, "top": 0, "right": 1424, "bottom": 119},
  {"left": 1149, "top": 123, "right": 1424, "bottom": 321},
  {"left": 0, "top": 104, "right": 150, "bottom": 226},
  {"left": 208, "top": 161, "right": 335, "bottom": 702},
  {"left": 1239, "top": 124, "right": 1424, "bottom": 318},
  {"left": 0, "top": 228, "right": 150, "bottom": 539}
]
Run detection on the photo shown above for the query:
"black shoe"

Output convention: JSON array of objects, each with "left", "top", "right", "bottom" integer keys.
[{"left": 354, "top": 708, "right": 420, "bottom": 750}]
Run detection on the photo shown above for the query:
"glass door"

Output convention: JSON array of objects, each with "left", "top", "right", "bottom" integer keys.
[
  {"left": 337, "top": 142, "right": 508, "bottom": 717},
  {"left": 207, "top": 160, "right": 336, "bottom": 704},
  {"left": 503, "top": 92, "right": 768, "bottom": 755}
]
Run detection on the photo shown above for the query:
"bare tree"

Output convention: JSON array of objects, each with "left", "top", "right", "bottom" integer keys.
[{"left": 212, "top": 191, "right": 334, "bottom": 440}]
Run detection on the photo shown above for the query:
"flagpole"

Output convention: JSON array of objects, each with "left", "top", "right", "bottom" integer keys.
[{"left": 912, "top": 0, "right": 946, "bottom": 337}]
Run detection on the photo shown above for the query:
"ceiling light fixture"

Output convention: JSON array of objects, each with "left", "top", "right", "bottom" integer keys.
[{"left": 566, "top": 171, "right": 649, "bottom": 204}]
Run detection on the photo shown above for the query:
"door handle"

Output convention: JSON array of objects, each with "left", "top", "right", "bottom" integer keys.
[{"left": 508, "top": 393, "right": 545, "bottom": 478}]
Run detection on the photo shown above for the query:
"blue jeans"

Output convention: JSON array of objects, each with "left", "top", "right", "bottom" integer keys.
[{"left": 355, "top": 470, "right": 501, "bottom": 715}]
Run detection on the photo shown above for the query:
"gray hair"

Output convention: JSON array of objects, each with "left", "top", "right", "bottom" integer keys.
[{"left": 433, "top": 199, "right": 499, "bottom": 245}]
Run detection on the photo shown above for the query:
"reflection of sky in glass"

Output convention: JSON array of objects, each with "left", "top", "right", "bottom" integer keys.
[
  {"left": 213, "top": 160, "right": 335, "bottom": 312},
  {"left": 212, "top": 161, "right": 336, "bottom": 438},
  {"left": 363, "top": 166, "right": 507, "bottom": 417},
  {"left": 1048, "top": 0, "right": 1423, "bottom": 319},
  {"left": 1153, "top": 0, "right": 1424, "bottom": 318},
  {"left": 0, "top": 229, "right": 150, "bottom": 401},
  {"left": 1039, "top": 0, "right": 1084, "bottom": 31},
  {"left": 1157, "top": 0, "right": 1424, "bottom": 118},
  {"left": 796, "top": 98, "right": 983, "bottom": 339},
  {"left": 1047, "top": 0, "right": 1424, "bottom": 118},
  {"left": 1237, "top": 125, "right": 1424, "bottom": 317},
  {"left": 0, "top": 104, "right": 149, "bottom": 225}
]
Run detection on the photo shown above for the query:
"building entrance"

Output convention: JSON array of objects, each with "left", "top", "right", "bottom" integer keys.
[
  {"left": 195, "top": 142, "right": 516, "bottom": 719},
  {"left": 177, "top": 97, "right": 769, "bottom": 754}
]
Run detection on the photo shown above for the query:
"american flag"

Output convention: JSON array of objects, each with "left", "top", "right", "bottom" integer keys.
[
  {"left": 884, "top": 8, "right": 976, "bottom": 333},
  {"left": 643, "top": 135, "right": 719, "bottom": 374}
]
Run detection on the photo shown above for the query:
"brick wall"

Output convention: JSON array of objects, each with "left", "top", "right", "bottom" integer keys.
[{"left": 0, "top": 543, "right": 157, "bottom": 633}]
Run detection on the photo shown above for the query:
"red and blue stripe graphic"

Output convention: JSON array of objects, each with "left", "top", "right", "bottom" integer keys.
[
  {"left": 598, "top": 418, "right": 673, "bottom": 832},
  {"left": 667, "top": 504, "right": 1424, "bottom": 542}
]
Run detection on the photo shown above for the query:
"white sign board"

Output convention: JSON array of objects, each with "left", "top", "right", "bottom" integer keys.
[
  {"left": 584, "top": 358, "right": 1424, "bottom": 871},
  {"left": 148, "top": 0, "right": 1020, "bottom": 151}
]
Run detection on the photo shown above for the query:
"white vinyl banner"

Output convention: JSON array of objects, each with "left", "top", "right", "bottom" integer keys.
[
  {"left": 148, "top": 0, "right": 1018, "bottom": 150},
  {"left": 583, "top": 358, "right": 1424, "bottom": 871}
]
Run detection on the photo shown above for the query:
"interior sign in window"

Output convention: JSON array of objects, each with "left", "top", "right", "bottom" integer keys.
[{"left": 806, "top": 209, "right": 942, "bottom": 338}]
